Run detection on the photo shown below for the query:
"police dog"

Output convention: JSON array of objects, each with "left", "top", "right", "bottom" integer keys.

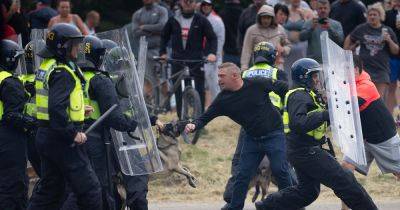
[
  {"left": 115, "top": 123, "right": 198, "bottom": 208},
  {"left": 155, "top": 123, "right": 198, "bottom": 188}
]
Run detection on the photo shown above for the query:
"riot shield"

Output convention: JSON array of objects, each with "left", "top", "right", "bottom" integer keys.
[
  {"left": 137, "top": 36, "right": 148, "bottom": 89},
  {"left": 30, "top": 29, "right": 47, "bottom": 72},
  {"left": 96, "top": 28, "right": 163, "bottom": 175},
  {"left": 320, "top": 31, "right": 367, "bottom": 166}
]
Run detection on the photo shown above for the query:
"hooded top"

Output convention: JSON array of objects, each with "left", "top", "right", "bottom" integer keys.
[
  {"left": 355, "top": 70, "right": 397, "bottom": 144},
  {"left": 240, "top": 5, "right": 291, "bottom": 70},
  {"left": 356, "top": 70, "right": 380, "bottom": 112}
]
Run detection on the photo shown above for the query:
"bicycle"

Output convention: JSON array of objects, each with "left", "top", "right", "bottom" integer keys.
[{"left": 144, "top": 56, "right": 208, "bottom": 144}]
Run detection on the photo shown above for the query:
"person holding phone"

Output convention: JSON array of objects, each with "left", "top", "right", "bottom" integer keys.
[{"left": 299, "top": 0, "right": 343, "bottom": 63}]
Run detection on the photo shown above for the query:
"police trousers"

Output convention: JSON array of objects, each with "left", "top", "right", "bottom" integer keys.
[
  {"left": 28, "top": 127, "right": 102, "bottom": 210},
  {"left": 262, "top": 145, "right": 378, "bottom": 210},
  {"left": 0, "top": 126, "right": 28, "bottom": 210}
]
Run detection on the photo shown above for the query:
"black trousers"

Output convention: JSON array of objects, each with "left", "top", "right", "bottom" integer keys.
[
  {"left": 262, "top": 145, "right": 378, "bottom": 210},
  {"left": 172, "top": 63, "right": 205, "bottom": 118},
  {"left": 28, "top": 128, "right": 102, "bottom": 210},
  {"left": 27, "top": 130, "right": 41, "bottom": 177},
  {"left": 122, "top": 174, "right": 149, "bottom": 210},
  {"left": 0, "top": 126, "right": 28, "bottom": 210},
  {"left": 109, "top": 130, "right": 149, "bottom": 210}
]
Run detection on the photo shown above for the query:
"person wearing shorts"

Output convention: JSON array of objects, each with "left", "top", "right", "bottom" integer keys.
[{"left": 341, "top": 55, "right": 400, "bottom": 209}]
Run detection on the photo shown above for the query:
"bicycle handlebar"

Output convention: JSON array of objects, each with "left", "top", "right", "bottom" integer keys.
[{"left": 153, "top": 56, "right": 210, "bottom": 64}]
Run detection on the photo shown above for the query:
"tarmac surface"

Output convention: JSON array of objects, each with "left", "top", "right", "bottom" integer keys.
[{"left": 149, "top": 200, "right": 400, "bottom": 210}]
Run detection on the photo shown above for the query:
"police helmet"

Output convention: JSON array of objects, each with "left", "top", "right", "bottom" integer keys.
[
  {"left": 0, "top": 39, "right": 24, "bottom": 72},
  {"left": 253, "top": 42, "right": 276, "bottom": 66},
  {"left": 80, "top": 35, "right": 106, "bottom": 69},
  {"left": 38, "top": 23, "right": 84, "bottom": 60},
  {"left": 291, "top": 58, "right": 321, "bottom": 89},
  {"left": 102, "top": 39, "right": 118, "bottom": 51},
  {"left": 25, "top": 40, "right": 45, "bottom": 74}
]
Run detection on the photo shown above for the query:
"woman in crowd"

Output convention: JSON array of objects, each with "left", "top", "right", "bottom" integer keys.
[
  {"left": 344, "top": 3, "right": 399, "bottom": 101},
  {"left": 48, "top": 0, "right": 88, "bottom": 35},
  {"left": 241, "top": 5, "right": 291, "bottom": 70}
]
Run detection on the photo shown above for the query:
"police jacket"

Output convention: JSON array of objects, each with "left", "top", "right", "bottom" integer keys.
[
  {"left": 0, "top": 70, "right": 33, "bottom": 131},
  {"left": 83, "top": 69, "right": 158, "bottom": 133},
  {"left": 242, "top": 62, "right": 287, "bottom": 110},
  {"left": 83, "top": 69, "right": 137, "bottom": 133},
  {"left": 35, "top": 59, "right": 85, "bottom": 144},
  {"left": 285, "top": 85, "right": 330, "bottom": 148}
]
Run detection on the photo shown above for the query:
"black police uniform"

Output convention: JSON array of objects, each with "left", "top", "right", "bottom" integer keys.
[
  {"left": 0, "top": 39, "right": 34, "bottom": 210},
  {"left": 258, "top": 59, "right": 378, "bottom": 210},
  {"left": 27, "top": 23, "right": 102, "bottom": 210},
  {"left": 62, "top": 35, "right": 155, "bottom": 210},
  {"left": 0, "top": 74, "right": 30, "bottom": 209},
  {"left": 24, "top": 41, "right": 42, "bottom": 177}
]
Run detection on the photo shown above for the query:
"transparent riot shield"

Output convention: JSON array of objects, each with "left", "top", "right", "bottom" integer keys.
[
  {"left": 96, "top": 28, "right": 163, "bottom": 175},
  {"left": 30, "top": 29, "right": 47, "bottom": 72},
  {"left": 15, "top": 35, "right": 27, "bottom": 75},
  {"left": 137, "top": 36, "right": 148, "bottom": 89},
  {"left": 320, "top": 31, "right": 367, "bottom": 166}
]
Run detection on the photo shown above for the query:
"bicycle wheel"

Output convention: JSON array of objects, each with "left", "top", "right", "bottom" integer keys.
[
  {"left": 143, "top": 75, "right": 160, "bottom": 115},
  {"left": 180, "top": 86, "right": 202, "bottom": 144}
]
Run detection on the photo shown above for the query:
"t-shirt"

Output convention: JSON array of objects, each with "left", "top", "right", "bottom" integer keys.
[
  {"left": 193, "top": 78, "right": 287, "bottom": 137},
  {"left": 176, "top": 14, "right": 193, "bottom": 49},
  {"left": 350, "top": 23, "right": 398, "bottom": 83},
  {"left": 330, "top": 0, "right": 366, "bottom": 37}
]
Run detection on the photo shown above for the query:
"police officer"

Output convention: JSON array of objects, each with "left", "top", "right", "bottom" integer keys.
[
  {"left": 255, "top": 58, "right": 378, "bottom": 210},
  {"left": 27, "top": 23, "right": 102, "bottom": 210},
  {"left": 242, "top": 42, "right": 287, "bottom": 109},
  {"left": 81, "top": 35, "right": 144, "bottom": 210},
  {"left": 0, "top": 39, "right": 34, "bottom": 210},
  {"left": 22, "top": 40, "right": 43, "bottom": 177},
  {"left": 102, "top": 43, "right": 163, "bottom": 210},
  {"left": 222, "top": 42, "right": 289, "bottom": 209}
]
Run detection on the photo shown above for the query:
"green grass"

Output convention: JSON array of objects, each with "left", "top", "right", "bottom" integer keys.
[{"left": 148, "top": 115, "right": 400, "bottom": 203}]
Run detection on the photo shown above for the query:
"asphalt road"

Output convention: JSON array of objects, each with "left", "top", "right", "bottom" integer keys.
[{"left": 149, "top": 200, "right": 400, "bottom": 210}]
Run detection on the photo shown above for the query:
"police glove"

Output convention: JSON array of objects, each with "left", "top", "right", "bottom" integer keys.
[
  {"left": 128, "top": 119, "right": 138, "bottom": 133},
  {"left": 322, "top": 110, "right": 330, "bottom": 123},
  {"left": 24, "top": 81, "right": 36, "bottom": 97},
  {"left": 3, "top": 112, "right": 37, "bottom": 130}
]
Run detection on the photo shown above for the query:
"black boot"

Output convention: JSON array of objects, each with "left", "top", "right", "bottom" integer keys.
[
  {"left": 221, "top": 203, "right": 229, "bottom": 210},
  {"left": 255, "top": 201, "right": 269, "bottom": 210}
]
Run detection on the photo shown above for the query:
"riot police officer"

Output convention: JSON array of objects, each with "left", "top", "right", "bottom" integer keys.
[
  {"left": 80, "top": 35, "right": 140, "bottom": 210},
  {"left": 23, "top": 40, "right": 43, "bottom": 177},
  {"left": 222, "top": 42, "right": 290, "bottom": 209},
  {"left": 102, "top": 42, "right": 163, "bottom": 210},
  {"left": 0, "top": 39, "right": 34, "bottom": 210},
  {"left": 255, "top": 58, "right": 378, "bottom": 210},
  {"left": 27, "top": 23, "right": 102, "bottom": 210}
]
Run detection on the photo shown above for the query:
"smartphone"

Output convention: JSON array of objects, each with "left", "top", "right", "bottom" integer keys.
[{"left": 318, "top": 18, "right": 328, "bottom": 24}]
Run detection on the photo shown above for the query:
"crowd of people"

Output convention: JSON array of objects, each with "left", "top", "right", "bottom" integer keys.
[
  {"left": 3, "top": 0, "right": 400, "bottom": 118},
  {"left": 1, "top": 0, "right": 400, "bottom": 210}
]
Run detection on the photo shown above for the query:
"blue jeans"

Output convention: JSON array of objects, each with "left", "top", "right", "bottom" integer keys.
[{"left": 229, "top": 130, "right": 293, "bottom": 210}]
